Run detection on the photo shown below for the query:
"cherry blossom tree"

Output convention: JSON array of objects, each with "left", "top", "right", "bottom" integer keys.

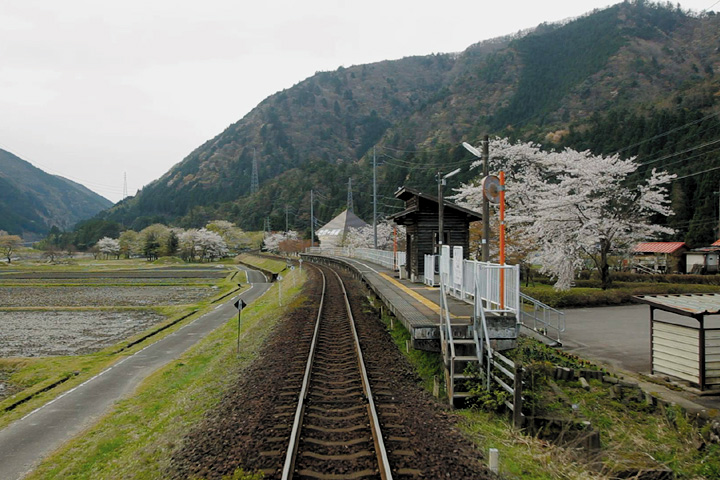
[
  {"left": 344, "top": 220, "right": 406, "bottom": 250},
  {"left": 263, "top": 231, "right": 299, "bottom": 253},
  {"left": 206, "top": 220, "right": 249, "bottom": 253},
  {"left": 195, "top": 228, "right": 228, "bottom": 261},
  {"left": 96, "top": 236, "right": 121, "bottom": 259},
  {"left": 179, "top": 228, "right": 228, "bottom": 262},
  {"left": 454, "top": 138, "right": 675, "bottom": 290},
  {"left": 179, "top": 229, "right": 199, "bottom": 261}
]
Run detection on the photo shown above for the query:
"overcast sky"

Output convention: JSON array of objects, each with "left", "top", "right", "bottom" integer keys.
[{"left": 1, "top": 0, "right": 717, "bottom": 203}]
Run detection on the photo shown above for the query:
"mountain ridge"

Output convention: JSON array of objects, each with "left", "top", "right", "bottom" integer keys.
[
  {"left": 0, "top": 149, "right": 113, "bottom": 238},
  {"left": 95, "top": 1, "right": 720, "bottom": 244}
]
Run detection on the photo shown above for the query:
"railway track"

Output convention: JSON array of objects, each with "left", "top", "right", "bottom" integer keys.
[
  {"left": 280, "top": 263, "right": 392, "bottom": 480},
  {"left": 171, "top": 260, "right": 492, "bottom": 479}
]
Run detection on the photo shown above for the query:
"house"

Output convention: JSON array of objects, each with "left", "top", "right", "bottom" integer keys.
[
  {"left": 316, "top": 210, "right": 367, "bottom": 249},
  {"left": 685, "top": 245, "right": 720, "bottom": 274},
  {"left": 389, "top": 186, "right": 482, "bottom": 282},
  {"left": 632, "top": 242, "right": 687, "bottom": 274}
]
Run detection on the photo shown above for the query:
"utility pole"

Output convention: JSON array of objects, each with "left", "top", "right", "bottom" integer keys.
[
  {"left": 482, "top": 135, "right": 490, "bottom": 262},
  {"left": 373, "top": 146, "right": 378, "bottom": 249},
  {"left": 251, "top": 148, "right": 259, "bottom": 194},
  {"left": 438, "top": 171, "right": 444, "bottom": 251},
  {"left": 285, "top": 205, "right": 289, "bottom": 232},
  {"left": 310, "top": 190, "right": 315, "bottom": 248},
  {"left": 347, "top": 178, "right": 354, "bottom": 213}
]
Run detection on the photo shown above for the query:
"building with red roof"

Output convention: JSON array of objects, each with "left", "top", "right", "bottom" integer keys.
[{"left": 632, "top": 242, "right": 687, "bottom": 274}]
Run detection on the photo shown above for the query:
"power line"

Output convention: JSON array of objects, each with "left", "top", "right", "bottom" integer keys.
[
  {"left": 674, "top": 164, "right": 720, "bottom": 181},
  {"left": 376, "top": 144, "right": 449, "bottom": 154},
  {"left": 637, "top": 137, "right": 720, "bottom": 167},
  {"left": 612, "top": 110, "right": 720, "bottom": 157},
  {"left": 703, "top": 0, "right": 720, "bottom": 12}
]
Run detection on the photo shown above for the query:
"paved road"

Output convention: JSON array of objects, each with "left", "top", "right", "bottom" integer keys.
[
  {"left": 561, "top": 304, "right": 708, "bottom": 373},
  {"left": 560, "top": 304, "right": 720, "bottom": 411},
  {"left": 0, "top": 266, "right": 270, "bottom": 480}
]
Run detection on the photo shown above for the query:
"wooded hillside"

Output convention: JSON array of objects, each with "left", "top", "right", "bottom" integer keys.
[{"left": 97, "top": 1, "right": 720, "bottom": 246}]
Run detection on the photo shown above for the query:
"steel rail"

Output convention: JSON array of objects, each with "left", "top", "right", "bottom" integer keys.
[
  {"left": 331, "top": 268, "right": 393, "bottom": 480},
  {"left": 281, "top": 265, "right": 326, "bottom": 480},
  {"left": 280, "top": 264, "right": 393, "bottom": 480}
]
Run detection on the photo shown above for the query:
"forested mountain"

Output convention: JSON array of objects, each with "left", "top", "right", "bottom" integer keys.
[
  {"left": 0, "top": 149, "right": 112, "bottom": 238},
  {"left": 99, "top": 1, "right": 720, "bottom": 246}
]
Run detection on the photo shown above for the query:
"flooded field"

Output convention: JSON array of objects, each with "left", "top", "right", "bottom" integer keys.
[
  {"left": 0, "top": 286, "right": 217, "bottom": 307},
  {"left": 0, "top": 266, "right": 231, "bottom": 358},
  {"left": 0, "top": 310, "right": 166, "bottom": 356}
]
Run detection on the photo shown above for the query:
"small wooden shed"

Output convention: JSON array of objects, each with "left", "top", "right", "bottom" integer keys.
[
  {"left": 389, "top": 186, "right": 482, "bottom": 283},
  {"left": 635, "top": 294, "right": 720, "bottom": 391}
]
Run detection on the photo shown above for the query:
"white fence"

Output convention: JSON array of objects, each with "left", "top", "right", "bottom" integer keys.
[
  {"left": 427, "top": 247, "right": 520, "bottom": 315},
  {"left": 305, "top": 246, "right": 406, "bottom": 272}
]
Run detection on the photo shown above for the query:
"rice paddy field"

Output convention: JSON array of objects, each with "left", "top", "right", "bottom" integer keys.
[{"left": 0, "top": 260, "right": 237, "bottom": 407}]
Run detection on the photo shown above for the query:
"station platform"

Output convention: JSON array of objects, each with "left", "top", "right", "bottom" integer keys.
[{"left": 302, "top": 253, "right": 478, "bottom": 350}]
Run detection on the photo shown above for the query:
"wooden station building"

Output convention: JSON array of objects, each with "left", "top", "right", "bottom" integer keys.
[{"left": 390, "top": 186, "right": 483, "bottom": 282}]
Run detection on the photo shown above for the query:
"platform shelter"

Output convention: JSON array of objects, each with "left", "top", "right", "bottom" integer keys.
[
  {"left": 635, "top": 294, "right": 720, "bottom": 391},
  {"left": 390, "top": 186, "right": 482, "bottom": 283}
]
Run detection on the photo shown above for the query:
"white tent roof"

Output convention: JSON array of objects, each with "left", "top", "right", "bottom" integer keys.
[{"left": 317, "top": 210, "right": 367, "bottom": 237}]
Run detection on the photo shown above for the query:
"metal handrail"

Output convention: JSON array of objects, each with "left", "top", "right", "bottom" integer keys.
[
  {"left": 519, "top": 292, "right": 566, "bottom": 342},
  {"left": 474, "top": 266, "right": 494, "bottom": 390},
  {"left": 439, "top": 276, "right": 456, "bottom": 400}
]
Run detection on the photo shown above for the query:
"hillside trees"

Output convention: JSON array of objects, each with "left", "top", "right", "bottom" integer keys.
[{"left": 453, "top": 138, "right": 675, "bottom": 289}]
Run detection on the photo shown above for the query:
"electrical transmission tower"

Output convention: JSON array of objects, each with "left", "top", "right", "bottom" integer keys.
[
  {"left": 263, "top": 217, "right": 271, "bottom": 234},
  {"left": 347, "top": 177, "right": 354, "bottom": 213},
  {"left": 123, "top": 172, "right": 128, "bottom": 200},
  {"left": 250, "top": 149, "right": 259, "bottom": 194}
]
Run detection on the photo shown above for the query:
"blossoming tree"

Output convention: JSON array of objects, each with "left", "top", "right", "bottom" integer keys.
[{"left": 453, "top": 138, "right": 675, "bottom": 290}]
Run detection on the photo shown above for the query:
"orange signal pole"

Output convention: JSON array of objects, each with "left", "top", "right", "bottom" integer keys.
[{"left": 499, "top": 171, "right": 506, "bottom": 310}]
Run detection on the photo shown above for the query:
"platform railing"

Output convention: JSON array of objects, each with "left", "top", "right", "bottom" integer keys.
[
  {"left": 305, "top": 246, "right": 405, "bottom": 272},
  {"left": 519, "top": 292, "right": 566, "bottom": 343},
  {"left": 438, "top": 249, "right": 520, "bottom": 315},
  {"left": 439, "top": 275, "right": 456, "bottom": 401},
  {"left": 424, "top": 254, "right": 437, "bottom": 286},
  {"left": 473, "top": 267, "right": 524, "bottom": 428}
]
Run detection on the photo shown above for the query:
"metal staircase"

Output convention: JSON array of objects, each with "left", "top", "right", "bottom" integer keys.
[{"left": 440, "top": 270, "right": 525, "bottom": 426}]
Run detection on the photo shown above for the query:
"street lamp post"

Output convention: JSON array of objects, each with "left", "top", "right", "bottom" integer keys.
[
  {"left": 462, "top": 136, "right": 490, "bottom": 261},
  {"left": 437, "top": 167, "right": 462, "bottom": 251}
]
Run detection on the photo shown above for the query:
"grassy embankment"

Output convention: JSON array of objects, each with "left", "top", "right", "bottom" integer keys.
[
  {"left": 380, "top": 312, "right": 720, "bottom": 479},
  {"left": 0, "top": 257, "right": 249, "bottom": 430},
  {"left": 23, "top": 253, "right": 302, "bottom": 479}
]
